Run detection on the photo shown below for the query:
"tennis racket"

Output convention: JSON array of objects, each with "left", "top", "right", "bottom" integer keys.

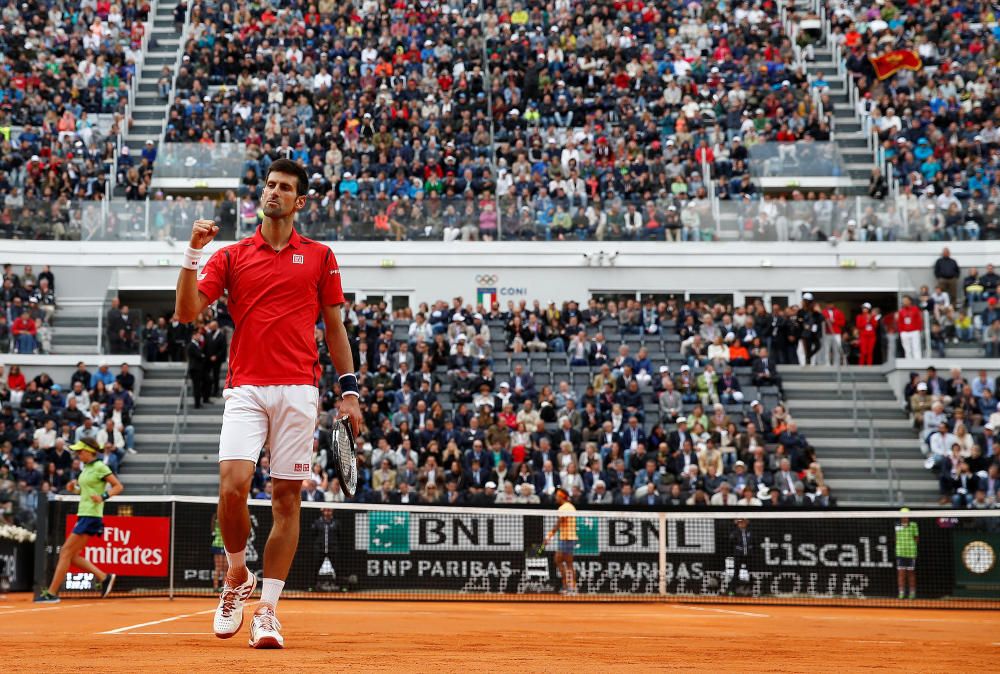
[{"left": 331, "top": 416, "right": 358, "bottom": 499}]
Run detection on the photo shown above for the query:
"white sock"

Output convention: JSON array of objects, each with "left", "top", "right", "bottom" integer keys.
[
  {"left": 259, "top": 578, "right": 285, "bottom": 610},
  {"left": 225, "top": 548, "right": 246, "bottom": 572}
]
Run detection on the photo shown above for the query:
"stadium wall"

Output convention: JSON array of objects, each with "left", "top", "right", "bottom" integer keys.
[{"left": 9, "top": 241, "right": 991, "bottom": 307}]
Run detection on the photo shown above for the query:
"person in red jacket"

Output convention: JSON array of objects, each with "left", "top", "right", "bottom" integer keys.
[
  {"left": 856, "top": 302, "right": 879, "bottom": 365},
  {"left": 821, "top": 301, "right": 846, "bottom": 366},
  {"left": 897, "top": 295, "right": 923, "bottom": 359},
  {"left": 11, "top": 312, "right": 37, "bottom": 353}
]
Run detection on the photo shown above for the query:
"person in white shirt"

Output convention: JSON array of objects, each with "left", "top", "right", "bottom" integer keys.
[
  {"left": 710, "top": 481, "right": 738, "bottom": 506},
  {"left": 33, "top": 419, "right": 57, "bottom": 449}
]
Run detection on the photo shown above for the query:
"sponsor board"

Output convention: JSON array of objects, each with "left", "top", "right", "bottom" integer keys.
[
  {"left": 355, "top": 512, "right": 524, "bottom": 553},
  {"left": 66, "top": 515, "right": 170, "bottom": 577}
]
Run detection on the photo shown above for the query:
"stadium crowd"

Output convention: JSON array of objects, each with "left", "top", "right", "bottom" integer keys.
[
  {"left": 166, "top": 0, "right": 833, "bottom": 241},
  {"left": 908, "top": 365, "right": 1000, "bottom": 508},
  {"left": 831, "top": 0, "right": 999, "bottom": 241},
  {"left": 0, "top": 264, "right": 57, "bottom": 354},
  {"left": 0, "top": 0, "right": 152, "bottom": 237},
  {"left": 185, "top": 292, "right": 838, "bottom": 508},
  {"left": 0, "top": 358, "right": 137, "bottom": 530}
]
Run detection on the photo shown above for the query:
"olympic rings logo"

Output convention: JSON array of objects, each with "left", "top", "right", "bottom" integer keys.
[{"left": 475, "top": 274, "right": 498, "bottom": 284}]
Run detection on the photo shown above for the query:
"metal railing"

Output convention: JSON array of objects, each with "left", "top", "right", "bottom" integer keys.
[
  {"left": 825, "top": 5, "right": 899, "bottom": 199},
  {"left": 159, "top": 2, "right": 195, "bottom": 150},
  {"left": 836, "top": 355, "right": 904, "bottom": 505},
  {"left": 161, "top": 374, "right": 190, "bottom": 495},
  {"left": 114, "top": 9, "right": 153, "bottom": 184}
]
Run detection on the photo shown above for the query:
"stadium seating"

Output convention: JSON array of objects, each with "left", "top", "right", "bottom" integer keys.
[
  {"left": 161, "top": 0, "right": 830, "bottom": 242},
  {"left": 0, "top": 1, "right": 151, "bottom": 225},
  {"left": 829, "top": 0, "right": 998, "bottom": 235}
]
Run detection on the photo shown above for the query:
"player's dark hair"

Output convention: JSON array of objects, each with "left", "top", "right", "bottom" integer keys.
[{"left": 265, "top": 158, "right": 309, "bottom": 197}]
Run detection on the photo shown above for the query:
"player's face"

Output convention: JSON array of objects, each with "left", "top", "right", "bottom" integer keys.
[{"left": 261, "top": 171, "right": 306, "bottom": 218}]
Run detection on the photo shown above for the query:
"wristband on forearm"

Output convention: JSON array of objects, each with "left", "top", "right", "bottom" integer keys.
[
  {"left": 101, "top": 491, "right": 110, "bottom": 501},
  {"left": 339, "top": 373, "right": 360, "bottom": 398},
  {"left": 182, "top": 246, "right": 203, "bottom": 270}
]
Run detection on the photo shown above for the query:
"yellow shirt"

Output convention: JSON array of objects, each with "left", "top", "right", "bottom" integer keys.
[{"left": 558, "top": 502, "right": 578, "bottom": 541}]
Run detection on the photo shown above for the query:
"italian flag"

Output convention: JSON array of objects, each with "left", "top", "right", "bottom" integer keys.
[{"left": 477, "top": 287, "right": 497, "bottom": 309}]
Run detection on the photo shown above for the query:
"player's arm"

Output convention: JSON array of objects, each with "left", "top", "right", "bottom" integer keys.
[
  {"left": 93, "top": 472, "right": 123, "bottom": 503},
  {"left": 322, "top": 303, "right": 362, "bottom": 435},
  {"left": 175, "top": 219, "right": 220, "bottom": 322}
]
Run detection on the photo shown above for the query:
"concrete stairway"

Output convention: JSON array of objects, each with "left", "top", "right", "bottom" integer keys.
[
  {"left": 781, "top": 365, "right": 939, "bottom": 506},
  {"left": 122, "top": 0, "right": 184, "bottom": 159},
  {"left": 805, "top": 46, "right": 875, "bottom": 195},
  {"left": 128, "top": 362, "right": 223, "bottom": 495},
  {"left": 49, "top": 301, "right": 102, "bottom": 355}
]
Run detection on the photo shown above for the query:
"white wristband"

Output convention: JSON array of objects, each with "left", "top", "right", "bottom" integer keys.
[
  {"left": 341, "top": 391, "right": 360, "bottom": 398},
  {"left": 182, "top": 246, "right": 203, "bottom": 270}
]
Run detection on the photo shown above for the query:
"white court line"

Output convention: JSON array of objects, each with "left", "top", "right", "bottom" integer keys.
[
  {"left": 98, "top": 608, "right": 216, "bottom": 635},
  {"left": 677, "top": 605, "right": 769, "bottom": 618},
  {"left": 0, "top": 602, "right": 97, "bottom": 616},
  {"left": 118, "top": 632, "right": 215, "bottom": 637}
]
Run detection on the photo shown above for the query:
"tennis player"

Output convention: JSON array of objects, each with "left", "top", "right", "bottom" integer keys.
[
  {"left": 895, "top": 507, "right": 919, "bottom": 600},
  {"left": 544, "top": 488, "right": 578, "bottom": 595},
  {"left": 35, "top": 437, "right": 123, "bottom": 603},
  {"left": 175, "top": 158, "right": 362, "bottom": 649}
]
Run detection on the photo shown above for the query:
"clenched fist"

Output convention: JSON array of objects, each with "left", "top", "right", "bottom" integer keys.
[{"left": 190, "top": 219, "right": 219, "bottom": 250}]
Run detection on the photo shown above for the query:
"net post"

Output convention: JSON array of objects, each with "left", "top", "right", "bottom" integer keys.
[
  {"left": 657, "top": 512, "right": 667, "bottom": 597},
  {"left": 32, "top": 495, "right": 50, "bottom": 598},
  {"left": 169, "top": 499, "right": 176, "bottom": 601}
]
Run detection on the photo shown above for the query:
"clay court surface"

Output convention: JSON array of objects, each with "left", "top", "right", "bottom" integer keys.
[{"left": 4, "top": 594, "right": 998, "bottom": 672}]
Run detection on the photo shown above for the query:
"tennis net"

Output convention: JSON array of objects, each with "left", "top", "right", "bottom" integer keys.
[{"left": 36, "top": 496, "right": 1000, "bottom": 607}]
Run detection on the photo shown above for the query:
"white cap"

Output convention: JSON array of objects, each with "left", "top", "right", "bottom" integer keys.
[
  {"left": 734, "top": 460, "right": 746, "bottom": 468},
  {"left": 453, "top": 314, "right": 465, "bottom": 322},
  {"left": 499, "top": 381, "right": 509, "bottom": 388},
  {"left": 485, "top": 481, "right": 497, "bottom": 489},
  {"left": 659, "top": 365, "right": 670, "bottom": 373},
  {"left": 917, "top": 382, "right": 928, "bottom": 391},
  {"left": 98, "top": 360, "right": 108, "bottom": 367},
  {"left": 985, "top": 423, "right": 994, "bottom": 431},
  {"left": 725, "top": 332, "right": 735, "bottom": 342},
  {"left": 473, "top": 313, "right": 483, "bottom": 320},
  {"left": 676, "top": 416, "right": 687, "bottom": 424},
  {"left": 750, "top": 399, "right": 760, "bottom": 407},
  {"left": 802, "top": 292, "right": 814, "bottom": 301},
  {"left": 680, "top": 364, "right": 690, "bottom": 371},
  {"left": 862, "top": 302, "right": 872, "bottom": 309},
  {"left": 456, "top": 334, "right": 467, "bottom": 341}
]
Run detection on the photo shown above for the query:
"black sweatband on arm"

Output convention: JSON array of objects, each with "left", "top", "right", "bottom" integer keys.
[{"left": 339, "top": 373, "right": 360, "bottom": 398}]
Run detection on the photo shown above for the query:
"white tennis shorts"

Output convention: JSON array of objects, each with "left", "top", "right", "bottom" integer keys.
[{"left": 219, "top": 385, "right": 319, "bottom": 480}]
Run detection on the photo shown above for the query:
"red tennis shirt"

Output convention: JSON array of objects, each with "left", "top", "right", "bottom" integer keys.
[{"left": 197, "top": 227, "right": 345, "bottom": 388}]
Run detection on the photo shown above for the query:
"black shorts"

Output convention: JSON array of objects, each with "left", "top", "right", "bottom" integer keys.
[{"left": 896, "top": 556, "right": 916, "bottom": 571}]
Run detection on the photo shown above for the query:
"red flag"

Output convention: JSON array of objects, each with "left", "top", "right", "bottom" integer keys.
[{"left": 868, "top": 50, "right": 922, "bottom": 80}]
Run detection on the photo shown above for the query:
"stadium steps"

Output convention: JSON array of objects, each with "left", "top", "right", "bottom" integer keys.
[
  {"left": 804, "top": 42, "right": 876, "bottom": 195},
  {"left": 779, "top": 365, "right": 939, "bottom": 506},
  {"left": 123, "top": 0, "right": 185, "bottom": 154},
  {"left": 124, "top": 362, "right": 191, "bottom": 493},
  {"left": 943, "top": 343, "right": 985, "bottom": 358},
  {"left": 49, "top": 302, "right": 102, "bottom": 354}
]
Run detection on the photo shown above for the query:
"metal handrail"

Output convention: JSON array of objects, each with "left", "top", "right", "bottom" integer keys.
[
  {"left": 846, "top": 367, "right": 904, "bottom": 505},
  {"left": 160, "top": 2, "right": 195, "bottom": 150},
  {"left": 162, "top": 373, "right": 190, "bottom": 494},
  {"left": 115, "top": 9, "right": 152, "bottom": 184}
]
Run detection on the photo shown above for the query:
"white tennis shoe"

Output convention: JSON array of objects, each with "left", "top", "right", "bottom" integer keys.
[
  {"left": 248, "top": 605, "right": 284, "bottom": 649},
  {"left": 213, "top": 571, "right": 257, "bottom": 639}
]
